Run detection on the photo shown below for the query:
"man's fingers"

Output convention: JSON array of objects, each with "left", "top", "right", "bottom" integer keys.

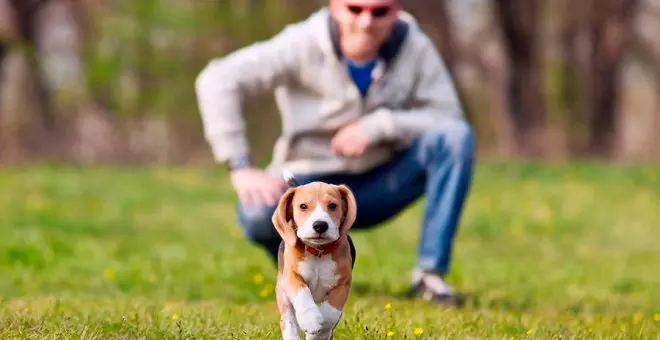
[
  {"left": 249, "top": 189, "right": 264, "bottom": 207},
  {"left": 232, "top": 170, "right": 290, "bottom": 208},
  {"left": 238, "top": 189, "right": 254, "bottom": 205},
  {"left": 332, "top": 133, "right": 352, "bottom": 156},
  {"left": 270, "top": 177, "right": 286, "bottom": 191},
  {"left": 331, "top": 140, "right": 344, "bottom": 156},
  {"left": 242, "top": 188, "right": 273, "bottom": 207},
  {"left": 236, "top": 189, "right": 248, "bottom": 205},
  {"left": 257, "top": 189, "right": 272, "bottom": 207},
  {"left": 356, "top": 143, "right": 367, "bottom": 157},
  {"left": 269, "top": 181, "right": 285, "bottom": 205},
  {"left": 330, "top": 135, "right": 343, "bottom": 155},
  {"left": 259, "top": 178, "right": 282, "bottom": 207},
  {"left": 266, "top": 190, "right": 279, "bottom": 206},
  {"left": 260, "top": 184, "right": 276, "bottom": 207},
  {"left": 332, "top": 126, "right": 369, "bottom": 157},
  {"left": 345, "top": 141, "right": 367, "bottom": 158}
]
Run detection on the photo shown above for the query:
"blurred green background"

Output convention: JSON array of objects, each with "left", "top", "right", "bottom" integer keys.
[
  {"left": 0, "top": 0, "right": 658, "bottom": 165},
  {"left": 1, "top": 1, "right": 659, "bottom": 338}
]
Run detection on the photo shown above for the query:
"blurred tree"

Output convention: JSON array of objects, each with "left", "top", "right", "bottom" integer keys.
[
  {"left": 0, "top": 0, "right": 655, "bottom": 163},
  {"left": 493, "top": 0, "right": 547, "bottom": 158},
  {"left": 490, "top": 0, "right": 640, "bottom": 159},
  {"left": 584, "top": 0, "right": 640, "bottom": 158},
  {"left": 401, "top": 0, "right": 472, "bottom": 120},
  {"left": 1, "top": 0, "right": 55, "bottom": 161},
  {"left": 631, "top": 3, "right": 660, "bottom": 159},
  {"left": 558, "top": 0, "right": 589, "bottom": 156}
]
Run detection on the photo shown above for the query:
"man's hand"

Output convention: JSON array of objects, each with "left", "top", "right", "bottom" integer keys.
[
  {"left": 230, "top": 167, "right": 286, "bottom": 207},
  {"left": 331, "top": 121, "right": 370, "bottom": 158}
]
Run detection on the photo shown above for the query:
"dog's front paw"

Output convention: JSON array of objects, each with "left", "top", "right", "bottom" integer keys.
[
  {"left": 305, "top": 329, "right": 333, "bottom": 340},
  {"left": 296, "top": 307, "right": 324, "bottom": 335},
  {"left": 317, "top": 302, "right": 342, "bottom": 328}
]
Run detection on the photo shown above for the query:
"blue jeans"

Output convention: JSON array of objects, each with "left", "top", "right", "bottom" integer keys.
[{"left": 236, "top": 120, "right": 475, "bottom": 275}]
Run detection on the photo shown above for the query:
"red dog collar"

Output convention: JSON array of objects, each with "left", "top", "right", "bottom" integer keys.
[{"left": 305, "top": 239, "right": 341, "bottom": 257}]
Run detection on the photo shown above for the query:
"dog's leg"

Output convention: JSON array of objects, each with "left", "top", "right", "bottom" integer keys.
[
  {"left": 304, "top": 303, "right": 336, "bottom": 340},
  {"left": 281, "top": 306, "right": 301, "bottom": 339},
  {"left": 305, "top": 283, "right": 351, "bottom": 340},
  {"left": 291, "top": 286, "right": 324, "bottom": 335},
  {"left": 277, "top": 280, "right": 301, "bottom": 339},
  {"left": 284, "top": 273, "right": 324, "bottom": 335}
]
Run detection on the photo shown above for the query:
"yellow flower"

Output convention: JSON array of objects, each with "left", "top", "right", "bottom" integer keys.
[
  {"left": 413, "top": 327, "right": 423, "bottom": 336},
  {"left": 172, "top": 313, "right": 179, "bottom": 320},
  {"left": 260, "top": 284, "right": 274, "bottom": 297},
  {"left": 654, "top": 313, "right": 660, "bottom": 322},
  {"left": 253, "top": 274, "right": 264, "bottom": 284},
  {"left": 387, "top": 331, "right": 395, "bottom": 337},
  {"left": 526, "top": 329, "right": 533, "bottom": 335},
  {"left": 103, "top": 268, "right": 116, "bottom": 280},
  {"left": 384, "top": 303, "right": 392, "bottom": 310}
]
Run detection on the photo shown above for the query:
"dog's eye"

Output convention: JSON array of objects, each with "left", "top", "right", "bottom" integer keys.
[
  {"left": 299, "top": 203, "right": 308, "bottom": 210},
  {"left": 328, "top": 203, "right": 337, "bottom": 210}
]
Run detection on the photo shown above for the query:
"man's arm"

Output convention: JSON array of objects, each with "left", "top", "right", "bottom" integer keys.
[
  {"left": 360, "top": 36, "right": 466, "bottom": 144},
  {"left": 194, "top": 23, "right": 305, "bottom": 164}
]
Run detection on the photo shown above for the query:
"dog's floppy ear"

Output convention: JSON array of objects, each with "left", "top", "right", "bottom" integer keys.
[
  {"left": 335, "top": 184, "right": 357, "bottom": 234},
  {"left": 272, "top": 187, "right": 299, "bottom": 246}
]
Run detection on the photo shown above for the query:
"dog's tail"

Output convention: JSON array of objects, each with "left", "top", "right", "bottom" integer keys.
[{"left": 282, "top": 168, "right": 299, "bottom": 188}]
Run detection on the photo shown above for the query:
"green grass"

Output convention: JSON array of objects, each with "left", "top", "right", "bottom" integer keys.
[{"left": 0, "top": 163, "right": 659, "bottom": 339}]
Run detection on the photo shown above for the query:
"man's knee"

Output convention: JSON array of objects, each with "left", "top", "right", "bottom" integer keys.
[
  {"left": 237, "top": 204, "right": 280, "bottom": 245},
  {"left": 419, "top": 119, "right": 476, "bottom": 162}
]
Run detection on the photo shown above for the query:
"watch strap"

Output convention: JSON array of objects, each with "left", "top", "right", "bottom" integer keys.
[{"left": 226, "top": 156, "right": 252, "bottom": 170}]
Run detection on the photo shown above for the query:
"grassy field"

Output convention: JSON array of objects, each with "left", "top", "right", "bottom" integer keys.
[{"left": 0, "top": 163, "right": 658, "bottom": 339}]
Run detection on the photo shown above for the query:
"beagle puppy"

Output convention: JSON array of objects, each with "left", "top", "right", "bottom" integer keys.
[{"left": 272, "top": 171, "right": 357, "bottom": 340}]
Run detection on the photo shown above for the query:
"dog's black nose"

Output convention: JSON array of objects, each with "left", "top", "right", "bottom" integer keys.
[{"left": 312, "top": 220, "right": 328, "bottom": 234}]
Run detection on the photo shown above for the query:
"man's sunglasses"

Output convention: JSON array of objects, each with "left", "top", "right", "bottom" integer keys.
[{"left": 346, "top": 4, "right": 392, "bottom": 18}]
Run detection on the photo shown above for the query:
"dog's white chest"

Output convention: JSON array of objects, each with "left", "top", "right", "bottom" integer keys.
[{"left": 297, "top": 255, "right": 339, "bottom": 303}]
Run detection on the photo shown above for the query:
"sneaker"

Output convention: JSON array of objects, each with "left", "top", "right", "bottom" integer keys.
[{"left": 406, "top": 269, "right": 465, "bottom": 308}]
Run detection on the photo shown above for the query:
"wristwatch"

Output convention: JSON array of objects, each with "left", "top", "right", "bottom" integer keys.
[{"left": 226, "top": 156, "right": 252, "bottom": 171}]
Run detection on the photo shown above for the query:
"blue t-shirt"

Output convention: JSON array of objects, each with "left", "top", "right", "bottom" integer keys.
[{"left": 346, "top": 59, "right": 377, "bottom": 96}]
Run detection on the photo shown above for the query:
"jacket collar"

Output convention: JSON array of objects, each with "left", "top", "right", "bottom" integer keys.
[{"left": 327, "top": 14, "right": 409, "bottom": 67}]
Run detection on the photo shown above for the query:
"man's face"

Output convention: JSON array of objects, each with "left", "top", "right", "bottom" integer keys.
[{"left": 329, "top": 0, "right": 400, "bottom": 61}]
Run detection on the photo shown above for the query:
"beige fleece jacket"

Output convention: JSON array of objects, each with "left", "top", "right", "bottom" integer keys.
[{"left": 194, "top": 7, "right": 465, "bottom": 176}]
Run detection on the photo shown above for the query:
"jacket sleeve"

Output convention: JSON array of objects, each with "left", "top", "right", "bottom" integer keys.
[
  {"left": 360, "top": 36, "right": 466, "bottom": 144},
  {"left": 194, "top": 23, "right": 305, "bottom": 163}
]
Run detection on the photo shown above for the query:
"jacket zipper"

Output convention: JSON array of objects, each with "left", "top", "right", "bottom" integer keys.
[{"left": 338, "top": 58, "right": 383, "bottom": 118}]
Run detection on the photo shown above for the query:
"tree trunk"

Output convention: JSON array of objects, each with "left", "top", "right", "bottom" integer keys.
[
  {"left": 585, "top": 0, "right": 639, "bottom": 158},
  {"left": 0, "top": 49, "right": 52, "bottom": 161},
  {"left": 134, "top": 0, "right": 157, "bottom": 117},
  {"left": 0, "top": 0, "right": 55, "bottom": 161},
  {"left": 631, "top": 28, "right": 660, "bottom": 160},
  {"left": 493, "top": 0, "right": 547, "bottom": 158},
  {"left": 32, "top": 0, "right": 88, "bottom": 117},
  {"left": 432, "top": 0, "right": 476, "bottom": 125},
  {"left": 558, "top": 0, "right": 589, "bottom": 155},
  {"left": 401, "top": 0, "right": 476, "bottom": 126},
  {"left": 0, "top": 0, "right": 93, "bottom": 161}
]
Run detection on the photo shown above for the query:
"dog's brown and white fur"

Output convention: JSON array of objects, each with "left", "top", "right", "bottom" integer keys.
[{"left": 271, "top": 175, "right": 357, "bottom": 340}]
